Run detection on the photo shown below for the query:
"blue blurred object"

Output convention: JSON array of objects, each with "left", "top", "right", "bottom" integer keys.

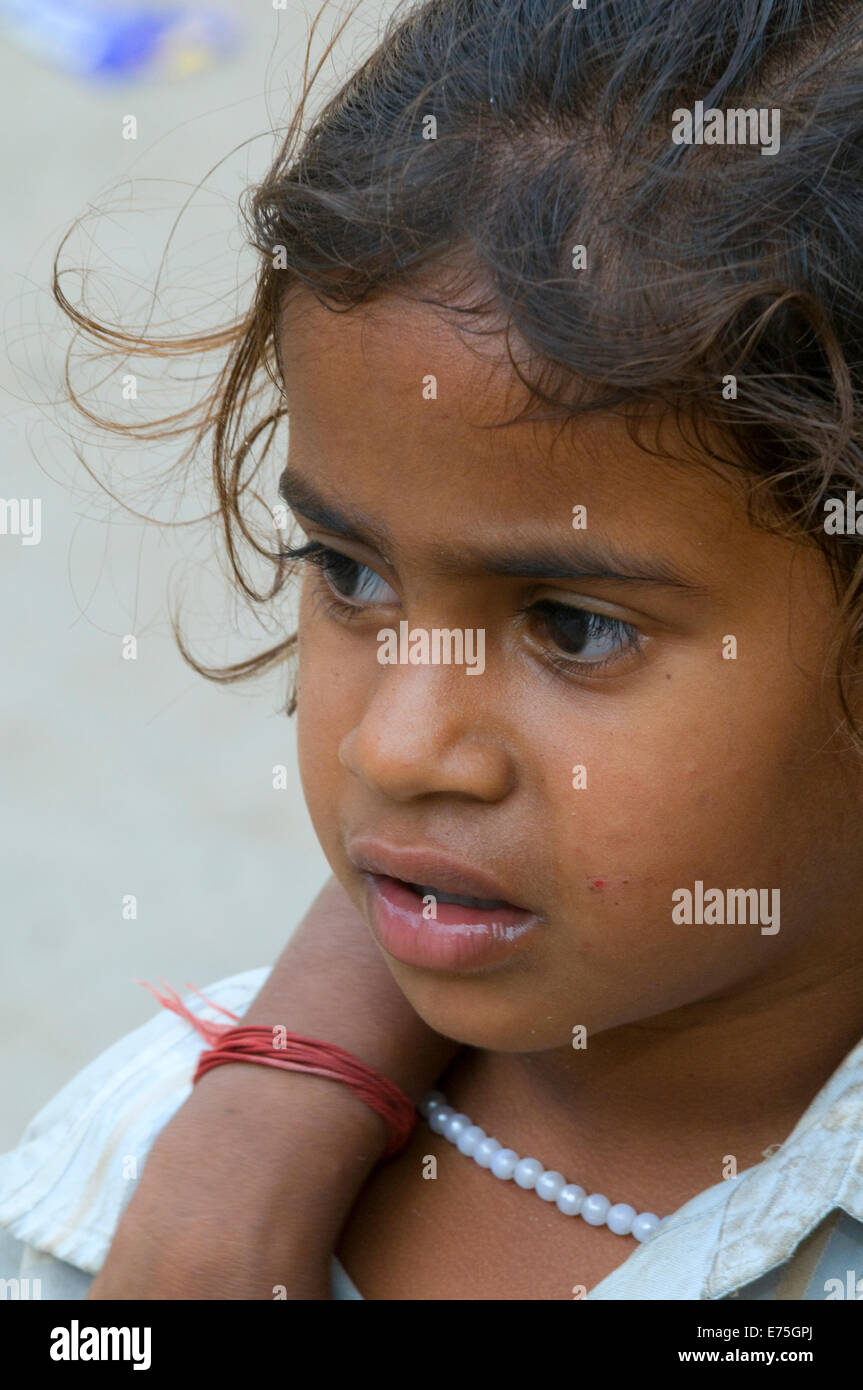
[{"left": 0, "top": 0, "right": 242, "bottom": 80}]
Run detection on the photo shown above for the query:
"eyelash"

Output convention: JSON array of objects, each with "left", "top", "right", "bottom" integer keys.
[
  {"left": 281, "top": 540, "right": 365, "bottom": 608},
  {"left": 281, "top": 539, "right": 643, "bottom": 678},
  {"left": 520, "top": 600, "right": 641, "bottom": 677}
]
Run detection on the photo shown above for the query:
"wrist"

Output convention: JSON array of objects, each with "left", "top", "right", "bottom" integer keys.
[
  {"left": 87, "top": 1064, "right": 380, "bottom": 1303},
  {"left": 185, "top": 1058, "right": 390, "bottom": 1164}
]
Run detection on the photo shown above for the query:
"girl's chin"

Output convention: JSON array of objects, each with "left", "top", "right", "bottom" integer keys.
[{"left": 379, "top": 959, "right": 575, "bottom": 1054}]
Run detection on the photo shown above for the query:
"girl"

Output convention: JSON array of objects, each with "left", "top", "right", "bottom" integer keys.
[{"left": 3, "top": 0, "right": 863, "bottom": 1301}]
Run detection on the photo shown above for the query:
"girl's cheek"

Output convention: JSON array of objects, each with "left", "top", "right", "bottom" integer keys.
[
  {"left": 545, "top": 732, "right": 729, "bottom": 931},
  {"left": 295, "top": 609, "right": 347, "bottom": 821},
  {"left": 296, "top": 696, "right": 346, "bottom": 872},
  {"left": 295, "top": 617, "right": 377, "bottom": 864}
]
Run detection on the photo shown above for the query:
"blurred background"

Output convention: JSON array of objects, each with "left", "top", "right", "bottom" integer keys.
[{"left": 0, "top": 0, "right": 395, "bottom": 1149}]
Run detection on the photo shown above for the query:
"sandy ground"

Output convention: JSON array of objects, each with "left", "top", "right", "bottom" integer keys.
[{"left": 0, "top": 0, "right": 395, "bottom": 1150}]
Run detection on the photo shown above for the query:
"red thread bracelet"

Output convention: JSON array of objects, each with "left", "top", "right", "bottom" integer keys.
[{"left": 140, "top": 980, "right": 418, "bottom": 1158}]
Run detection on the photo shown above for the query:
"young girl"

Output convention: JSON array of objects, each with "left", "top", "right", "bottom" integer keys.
[{"left": 3, "top": 0, "right": 863, "bottom": 1302}]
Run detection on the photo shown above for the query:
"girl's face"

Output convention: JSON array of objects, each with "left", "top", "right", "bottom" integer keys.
[{"left": 278, "top": 288, "right": 862, "bottom": 1052}]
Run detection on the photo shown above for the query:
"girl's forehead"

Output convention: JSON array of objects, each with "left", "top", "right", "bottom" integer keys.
[
  {"left": 277, "top": 305, "right": 836, "bottom": 639},
  {"left": 279, "top": 285, "right": 519, "bottom": 414},
  {"left": 278, "top": 290, "right": 744, "bottom": 537}
]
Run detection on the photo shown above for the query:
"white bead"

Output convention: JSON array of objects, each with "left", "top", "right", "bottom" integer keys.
[
  {"left": 428, "top": 1104, "right": 455, "bottom": 1134},
  {"left": 418, "top": 1094, "right": 656, "bottom": 1238},
  {"left": 557, "top": 1184, "right": 586, "bottom": 1216},
  {"left": 489, "top": 1147, "right": 519, "bottom": 1180},
  {"left": 473, "top": 1137, "right": 502, "bottom": 1168},
  {"left": 443, "top": 1113, "right": 472, "bottom": 1144},
  {"left": 581, "top": 1193, "right": 611, "bottom": 1226},
  {"left": 606, "top": 1202, "right": 636, "bottom": 1235},
  {"left": 456, "top": 1124, "right": 486, "bottom": 1156},
  {"left": 513, "top": 1157, "right": 544, "bottom": 1190},
  {"left": 419, "top": 1090, "right": 446, "bottom": 1118},
  {"left": 631, "top": 1212, "right": 661, "bottom": 1243},
  {"left": 535, "top": 1170, "right": 566, "bottom": 1202}
]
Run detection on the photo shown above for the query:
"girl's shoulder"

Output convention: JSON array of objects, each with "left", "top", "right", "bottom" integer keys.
[{"left": 0, "top": 968, "right": 271, "bottom": 1280}]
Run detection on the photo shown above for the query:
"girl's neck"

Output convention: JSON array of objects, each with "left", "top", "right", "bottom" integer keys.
[{"left": 441, "top": 962, "right": 863, "bottom": 1214}]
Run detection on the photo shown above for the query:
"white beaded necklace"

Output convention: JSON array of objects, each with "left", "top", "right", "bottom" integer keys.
[{"left": 420, "top": 1091, "right": 664, "bottom": 1242}]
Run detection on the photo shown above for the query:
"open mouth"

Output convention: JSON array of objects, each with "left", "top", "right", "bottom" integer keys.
[
  {"left": 345, "top": 840, "right": 542, "bottom": 970},
  {"left": 361, "top": 872, "right": 541, "bottom": 972},
  {"left": 405, "top": 882, "right": 515, "bottom": 911}
]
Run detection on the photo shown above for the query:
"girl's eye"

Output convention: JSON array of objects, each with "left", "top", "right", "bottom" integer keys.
[
  {"left": 283, "top": 540, "right": 397, "bottom": 606},
  {"left": 283, "top": 541, "right": 641, "bottom": 672},
  {"left": 526, "top": 599, "right": 640, "bottom": 670}
]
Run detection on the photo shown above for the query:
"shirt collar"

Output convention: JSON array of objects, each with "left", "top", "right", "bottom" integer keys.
[
  {"left": 705, "top": 1030, "right": 863, "bottom": 1297},
  {"left": 588, "top": 1030, "right": 863, "bottom": 1300}
]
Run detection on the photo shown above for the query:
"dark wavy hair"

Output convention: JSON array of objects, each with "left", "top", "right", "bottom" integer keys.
[{"left": 53, "top": 0, "right": 863, "bottom": 742}]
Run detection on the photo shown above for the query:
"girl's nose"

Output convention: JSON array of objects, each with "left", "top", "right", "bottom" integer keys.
[{"left": 338, "top": 665, "right": 514, "bottom": 804}]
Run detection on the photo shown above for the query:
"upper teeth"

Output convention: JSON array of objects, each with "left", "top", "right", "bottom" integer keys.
[{"left": 411, "top": 883, "right": 507, "bottom": 910}]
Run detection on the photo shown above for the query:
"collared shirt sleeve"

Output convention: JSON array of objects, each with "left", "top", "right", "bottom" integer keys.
[
  {"left": 0, "top": 967, "right": 365, "bottom": 1301},
  {"left": 0, "top": 969, "right": 271, "bottom": 1280}
]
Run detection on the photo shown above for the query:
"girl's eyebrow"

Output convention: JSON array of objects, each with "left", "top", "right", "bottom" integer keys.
[
  {"left": 278, "top": 467, "right": 708, "bottom": 593},
  {"left": 279, "top": 467, "right": 389, "bottom": 550},
  {"left": 476, "top": 548, "right": 707, "bottom": 592}
]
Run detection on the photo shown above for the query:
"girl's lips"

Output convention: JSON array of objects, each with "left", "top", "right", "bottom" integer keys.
[{"left": 362, "top": 872, "right": 541, "bottom": 972}]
